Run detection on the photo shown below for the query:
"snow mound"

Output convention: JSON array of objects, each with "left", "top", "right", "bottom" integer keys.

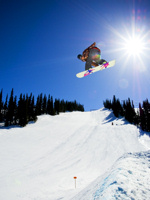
[
  {"left": 72, "top": 151, "right": 150, "bottom": 200},
  {"left": 0, "top": 108, "right": 149, "bottom": 200}
]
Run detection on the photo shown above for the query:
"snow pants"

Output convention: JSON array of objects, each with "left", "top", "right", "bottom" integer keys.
[{"left": 85, "top": 48, "right": 101, "bottom": 70}]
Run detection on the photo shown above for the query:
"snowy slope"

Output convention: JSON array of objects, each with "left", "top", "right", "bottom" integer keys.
[
  {"left": 0, "top": 108, "right": 149, "bottom": 200},
  {"left": 72, "top": 151, "right": 150, "bottom": 200}
]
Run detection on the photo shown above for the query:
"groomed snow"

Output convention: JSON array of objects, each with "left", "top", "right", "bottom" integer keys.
[
  {"left": 0, "top": 108, "right": 149, "bottom": 200},
  {"left": 72, "top": 151, "right": 150, "bottom": 200}
]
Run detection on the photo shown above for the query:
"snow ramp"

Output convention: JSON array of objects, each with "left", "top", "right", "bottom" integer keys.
[
  {"left": 72, "top": 151, "right": 150, "bottom": 200},
  {"left": 0, "top": 108, "right": 149, "bottom": 200}
]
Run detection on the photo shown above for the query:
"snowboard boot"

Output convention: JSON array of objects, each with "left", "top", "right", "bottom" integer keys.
[{"left": 99, "top": 59, "right": 107, "bottom": 65}]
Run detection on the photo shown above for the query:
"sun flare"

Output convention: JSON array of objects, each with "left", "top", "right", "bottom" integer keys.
[
  {"left": 107, "top": 22, "right": 150, "bottom": 71},
  {"left": 123, "top": 35, "right": 144, "bottom": 56}
]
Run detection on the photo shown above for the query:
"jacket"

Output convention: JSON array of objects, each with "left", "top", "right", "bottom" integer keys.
[{"left": 81, "top": 42, "right": 101, "bottom": 67}]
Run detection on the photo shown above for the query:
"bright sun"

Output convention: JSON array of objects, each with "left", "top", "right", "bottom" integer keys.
[
  {"left": 123, "top": 35, "right": 144, "bottom": 56},
  {"left": 107, "top": 23, "right": 150, "bottom": 69}
]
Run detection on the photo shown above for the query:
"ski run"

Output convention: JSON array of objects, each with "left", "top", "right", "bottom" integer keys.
[{"left": 0, "top": 108, "right": 150, "bottom": 200}]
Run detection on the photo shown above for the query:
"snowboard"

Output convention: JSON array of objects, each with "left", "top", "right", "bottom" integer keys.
[{"left": 76, "top": 60, "right": 115, "bottom": 78}]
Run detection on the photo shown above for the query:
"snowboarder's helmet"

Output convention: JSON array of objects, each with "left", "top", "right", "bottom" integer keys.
[{"left": 77, "top": 54, "right": 82, "bottom": 60}]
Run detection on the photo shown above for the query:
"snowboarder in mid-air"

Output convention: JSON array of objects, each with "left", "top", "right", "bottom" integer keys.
[{"left": 77, "top": 42, "right": 107, "bottom": 70}]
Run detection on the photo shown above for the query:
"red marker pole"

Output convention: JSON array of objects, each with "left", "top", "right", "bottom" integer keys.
[{"left": 74, "top": 177, "right": 77, "bottom": 188}]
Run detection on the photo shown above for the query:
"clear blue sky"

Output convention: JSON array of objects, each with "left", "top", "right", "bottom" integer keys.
[{"left": 0, "top": 0, "right": 150, "bottom": 110}]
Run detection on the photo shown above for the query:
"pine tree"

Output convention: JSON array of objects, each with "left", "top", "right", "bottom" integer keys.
[
  {"left": 36, "top": 95, "right": 40, "bottom": 116},
  {"left": 77, "top": 103, "right": 84, "bottom": 111},
  {"left": 47, "top": 95, "right": 51, "bottom": 115},
  {"left": 47, "top": 95, "right": 54, "bottom": 115},
  {"left": 116, "top": 98, "right": 124, "bottom": 116},
  {"left": 14, "top": 96, "right": 17, "bottom": 125},
  {"left": 42, "top": 94, "right": 47, "bottom": 114},
  {"left": 103, "top": 99, "right": 112, "bottom": 110},
  {"left": 60, "top": 99, "right": 66, "bottom": 112},
  {"left": 112, "top": 95, "right": 119, "bottom": 117},
  {"left": 28, "top": 93, "right": 36, "bottom": 121},
  {"left": 5, "top": 89, "right": 15, "bottom": 126},
  {"left": 0, "top": 89, "right": 3, "bottom": 122},
  {"left": 39, "top": 93, "right": 43, "bottom": 115},
  {"left": 28, "top": 93, "right": 32, "bottom": 121},
  {"left": 54, "top": 98, "right": 60, "bottom": 114},
  {"left": 50, "top": 96, "right": 54, "bottom": 115},
  {"left": 25, "top": 94, "right": 29, "bottom": 124},
  {"left": 142, "top": 99, "right": 150, "bottom": 132},
  {"left": 17, "top": 94, "right": 27, "bottom": 126},
  {"left": 3, "top": 94, "right": 8, "bottom": 122},
  {"left": 31, "top": 95, "right": 37, "bottom": 121},
  {"left": 124, "top": 98, "right": 136, "bottom": 123}
]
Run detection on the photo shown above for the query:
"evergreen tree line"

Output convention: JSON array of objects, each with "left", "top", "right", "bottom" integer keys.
[
  {"left": 103, "top": 95, "right": 150, "bottom": 133},
  {"left": 0, "top": 89, "right": 84, "bottom": 127}
]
